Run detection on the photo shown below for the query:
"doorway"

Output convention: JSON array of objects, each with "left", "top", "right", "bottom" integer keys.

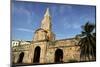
[
  {"left": 17, "top": 52, "right": 24, "bottom": 63},
  {"left": 33, "top": 46, "right": 41, "bottom": 63},
  {"left": 55, "top": 49, "right": 63, "bottom": 63}
]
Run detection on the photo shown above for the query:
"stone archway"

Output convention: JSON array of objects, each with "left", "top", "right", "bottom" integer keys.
[
  {"left": 17, "top": 52, "right": 24, "bottom": 63},
  {"left": 33, "top": 46, "right": 41, "bottom": 63},
  {"left": 55, "top": 49, "right": 63, "bottom": 63}
]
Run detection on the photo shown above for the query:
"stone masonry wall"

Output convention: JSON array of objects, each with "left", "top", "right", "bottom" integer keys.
[{"left": 45, "top": 38, "right": 80, "bottom": 63}]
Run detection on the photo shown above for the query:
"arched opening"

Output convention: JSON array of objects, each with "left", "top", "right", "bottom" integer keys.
[
  {"left": 33, "top": 46, "right": 41, "bottom": 63},
  {"left": 55, "top": 49, "right": 63, "bottom": 63},
  {"left": 17, "top": 52, "right": 24, "bottom": 63}
]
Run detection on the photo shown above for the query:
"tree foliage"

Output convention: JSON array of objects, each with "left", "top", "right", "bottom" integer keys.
[{"left": 78, "top": 22, "right": 96, "bottom": 61}]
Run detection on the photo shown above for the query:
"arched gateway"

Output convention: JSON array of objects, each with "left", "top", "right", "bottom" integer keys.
[
  {"left": 17, "top": 52, "right": 24, "bottom": 63},
  {"left": 33, "top": 46, "right": 41, "bottom": 63},
  {"left": 55, "top": 49, "right": 63, "bottom": 63}
]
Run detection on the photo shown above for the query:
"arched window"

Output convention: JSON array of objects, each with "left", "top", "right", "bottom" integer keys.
[
  {"left": 17, "top": 52, "right": 24, "bottom": 63},
  {"left": 33, "top": 46, "right": 41, "bottom": 63},
  {"left": 55, "top": 49, "right": 63, "bottom": 63}
]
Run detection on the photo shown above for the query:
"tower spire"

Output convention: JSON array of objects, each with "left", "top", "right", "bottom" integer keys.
[
  {"left": 44, "top": 8, "right": 50, "bottom": 17},
  {"left": 41, "top": 8, "right": 51, "bottom": 31},
  {"left": 33, "top": 8, "right": 55, "bottom": 41}
]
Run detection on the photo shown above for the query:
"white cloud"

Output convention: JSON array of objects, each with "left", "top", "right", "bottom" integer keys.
[
  {"left": 72, "top": 23, "right": 81, "bottom": 29},
  {"left": 13, "top": 4, "right": 34, "bottom": 25},
  {"left": 59, "top": 5, "right": 72, "bottom": 14},
  {"left": 16, "top": 28, "right": 33, "bottom": 33},
  {"left": 51, "top": 4, "right": 73, "bottom": 17},
  {"left": 63, "top": 21, "right": 81, "bottom": 29},
  {"left": 56, "top": 32, "right": 76, "bottom": 40},
  {"left": 58, "top": 13, "right": 81, "bottom": 29}
]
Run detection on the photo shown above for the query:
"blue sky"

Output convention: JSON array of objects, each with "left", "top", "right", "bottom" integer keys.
[{"left": 12, "top": 1, "right": 96, "bottom": 40}]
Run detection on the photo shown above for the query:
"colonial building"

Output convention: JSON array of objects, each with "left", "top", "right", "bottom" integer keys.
[
  {"left": 12, "top": 40, "right": 20, "bottom": 47},
  {"left": 12, "top": 8, "right": 81, "bottom": 64},
  {"left": 12, "top": 40, "right": 31, "bottom": 47}
]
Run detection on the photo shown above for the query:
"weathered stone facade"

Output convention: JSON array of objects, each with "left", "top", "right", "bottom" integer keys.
[{"left": 12, "top": 8, "right": 81, "bottom": 64}]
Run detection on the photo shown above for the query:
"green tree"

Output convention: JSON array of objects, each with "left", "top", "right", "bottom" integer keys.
[{"left": 78, "top": 22, "right": 96, "bottom": 61}]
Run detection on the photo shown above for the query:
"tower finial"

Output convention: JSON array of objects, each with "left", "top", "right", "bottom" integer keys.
[{"left": 44, "top": 8, "right": 50, "bottom": 17}]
